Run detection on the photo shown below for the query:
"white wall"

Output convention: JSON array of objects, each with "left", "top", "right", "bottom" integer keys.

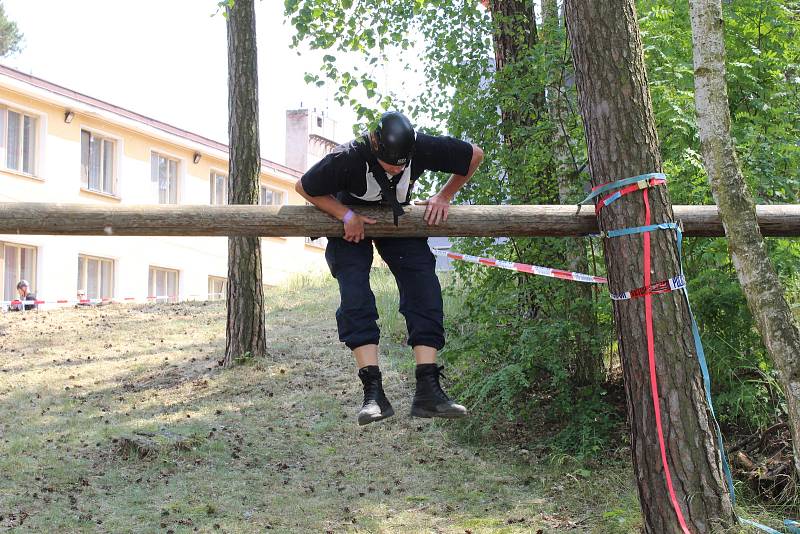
[{"left": 0, "top": 92, "right": 327, "bottom": 308}]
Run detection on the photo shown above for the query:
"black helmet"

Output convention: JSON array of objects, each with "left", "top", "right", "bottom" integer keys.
[{"left": 373, "top": 112, "right": 415, "bottom": 165}]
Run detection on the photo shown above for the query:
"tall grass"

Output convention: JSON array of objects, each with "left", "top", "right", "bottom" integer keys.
[
  {"left": 371, "top": 267, "right": 464, "bottom": 348},
  {"left": 265, "top": 272, "right": 337, "bottom": 312}
]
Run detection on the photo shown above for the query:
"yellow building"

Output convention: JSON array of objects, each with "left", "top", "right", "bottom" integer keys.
[{"left": 0, "top": 64, "right": 327, "bottom": 307}]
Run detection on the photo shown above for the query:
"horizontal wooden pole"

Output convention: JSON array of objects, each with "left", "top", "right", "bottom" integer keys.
[{"left": 0, "top": 203, "right": 798, "bottom": 237}]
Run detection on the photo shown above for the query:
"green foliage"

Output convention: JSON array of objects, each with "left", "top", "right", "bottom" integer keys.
[
  {"left": 285, "top": 0, "right": 427, "bottom": 126},
  {"left": 439, "top": 243, "right": 619, "bottom": 457},
  {"left": 0, "top": 1, "right": 23, "bottom": 57},
  {"left": 640, "top": 0, "right": 800, "bottom": 205},
  {"left": 287, "top": 0, "right": 800, "bottom": 456},
  {"left": 685, "top": 253, "right": 779, "bottom": 429},
  {"left": 640, "top": 0, "right": 800, "bottom": 432}
]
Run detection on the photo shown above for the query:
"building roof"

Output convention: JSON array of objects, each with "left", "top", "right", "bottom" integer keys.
[{"left": 0, "top": 63, "right": 301, "bottom": 179}]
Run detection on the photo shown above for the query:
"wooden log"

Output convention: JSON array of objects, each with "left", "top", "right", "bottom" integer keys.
[{"left": 0, "top": 203, "right": 798, "bottom": 237}]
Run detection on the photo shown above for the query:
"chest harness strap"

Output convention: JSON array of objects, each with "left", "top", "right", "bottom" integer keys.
[{"left": 356, "top": 135, "right": 406, "bottom": 226}]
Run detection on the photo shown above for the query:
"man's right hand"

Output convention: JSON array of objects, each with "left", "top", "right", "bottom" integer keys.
[{"left": 343, "top": 212, "right": 377, "bottom": 243}]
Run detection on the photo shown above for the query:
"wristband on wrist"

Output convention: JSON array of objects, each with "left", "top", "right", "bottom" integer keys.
[{"left": 342, "top": 209, "right": 355, "bottom": 224}]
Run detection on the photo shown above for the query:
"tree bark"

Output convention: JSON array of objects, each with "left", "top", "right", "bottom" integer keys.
[
  {"left": 689, "top": 0, "right": 800, "bottom": 479},
  {"left": 541, "top": 0, "right": 600, "bottom": 386},
  {"left": 564, "top": 1, "right": 736, "bottom": 532},
  {"left": 225, "top": 0, "right": 266, "bottom": 366},
  {"left": 488, "top": 0, "right": 543, "bottom": 139}
]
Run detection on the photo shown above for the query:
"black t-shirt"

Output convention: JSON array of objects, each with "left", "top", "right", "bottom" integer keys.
[{"left": 300, "top": 132, "right": 473, "bottom": 206}]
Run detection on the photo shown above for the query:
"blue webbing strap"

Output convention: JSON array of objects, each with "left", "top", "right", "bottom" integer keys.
[
  {"left": 606, "top": 222, "right": 736, "bottom": 501},
  {"left": 579, "top": 172, "right": 667, "bottom": 205},
  {"left": 673, "top": 227, "right": 738, "bottom": 507},
  {"left": 737, "top": 519, "right": 783, "bottom": 534},
  {"left": 605, "top": 222, "right": 678, "bottom": 238}
]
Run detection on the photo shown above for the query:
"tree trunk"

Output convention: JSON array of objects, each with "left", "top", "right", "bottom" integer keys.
[
  {"left": 541, "top": 0, "right": 600, "bottom": 386},
  {"left": 488, "top": 0, "right": 543, "bottom": 137},
  {"left": 689, "top": 0, "right": 800, "bottom": 479},
  {"left": 225, "top": 0, "right": 266, "bottom": 366},
  {"left": 489, "top": 0, "right": 536, "bottom": 71},
  {"left": 541, "top": 0, "right": 574, "bottom": 199},
  {"left": 564, "top": 1, "right": 736, "bottom": 532}
]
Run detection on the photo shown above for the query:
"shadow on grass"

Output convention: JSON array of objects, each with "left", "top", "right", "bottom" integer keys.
[{"left": 0, "top": 277, "right": 645, "bottom": 533}]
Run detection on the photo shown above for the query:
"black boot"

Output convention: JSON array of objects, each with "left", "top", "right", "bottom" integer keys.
[
  {"left": 410, "top": 364, "right": 468, "bottom": 419},
  {"left": 357, "top": 366, "right": 395, "bottom": 426}
]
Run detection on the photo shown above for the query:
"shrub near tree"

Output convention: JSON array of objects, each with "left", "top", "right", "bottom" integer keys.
[{"left": 285, "top": 0, "right": 800, "bottom": 493}]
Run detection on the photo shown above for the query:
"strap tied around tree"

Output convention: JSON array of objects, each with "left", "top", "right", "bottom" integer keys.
[
  {"left": 594, "top": 176, "right": 667, "bottom": 215},
  {"left": 609, "top": 274, "right": 686, "bottom": 301},
  {"left": 579, "top": 171, "right": 666, "bottom": 206},
  {"left": 599, "top": 172, "right": 791, "bottom": 534}
]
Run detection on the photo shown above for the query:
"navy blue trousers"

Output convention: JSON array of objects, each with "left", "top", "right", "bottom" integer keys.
[{"left": 324, "top": 237, "right": 444, "bottom": 351}]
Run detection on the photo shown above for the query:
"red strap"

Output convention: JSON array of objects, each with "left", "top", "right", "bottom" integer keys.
[
  {"left": 642, "top": 189, "right": 691, "bottom": 533},
  {"left": 595, "top": 178, "right": 667, "bottom": 215}
]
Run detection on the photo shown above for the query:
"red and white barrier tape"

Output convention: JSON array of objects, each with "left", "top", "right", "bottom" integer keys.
[
  {"left": 2, "top": 293, "right": 225, "bottom": 308},
  {"left": 431, "top": 248, "right": 607, "bottom": 284}
]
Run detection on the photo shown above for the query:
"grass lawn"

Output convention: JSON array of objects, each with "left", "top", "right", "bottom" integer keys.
[{"left": 0, "top": 270, "right": 781, "bottom": 533}]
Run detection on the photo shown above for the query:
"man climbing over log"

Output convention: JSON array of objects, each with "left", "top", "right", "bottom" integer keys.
[{"left": 295, "top": 111, "right": 484, "bottom": 425}]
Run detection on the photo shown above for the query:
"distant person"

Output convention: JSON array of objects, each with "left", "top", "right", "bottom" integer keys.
[{"left": 9, "top": 280, "right": 37, "bottom": 311}]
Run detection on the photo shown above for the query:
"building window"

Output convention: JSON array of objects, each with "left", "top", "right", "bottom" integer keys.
[
  {"left": 260, "top": 185, "right": 285, "bottom": 206},
  {"left": 151, "top": 152, "right": 179, "bottom": 204},
  {"left": 148, "top": 266, "right": 179, "bottom": 301},
  {"left": 77, "top": 255, "right": 114, "bottom": 300},
  {"left": 1, "top": 108, "right": 38, "bottom": 175},
  {"left": 210, "top": 171, "right": 228, "bottom": 205},
  {"left": 1, "top": 242, "right": 36, "bottom": 302},
  {"left": 208, "top": 276, "right": 227, "bottom": 300},
  {"left": 81, "top": 130, "right": 116, "bottom": 195}
]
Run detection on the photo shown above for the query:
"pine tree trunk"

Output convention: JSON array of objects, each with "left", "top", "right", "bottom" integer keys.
[
  {"left": 564, "top": 1, "right": 735, "bottom": 531},
  {"left": 541, "top": 0, "right": 600, "bottom": 386},
  {"left": 487, "top": 0, "right": 553, "bottom": 321},
  {"left": 489, "top": 0, "right": 542, "bottom": 136},
  {"left": 224, "top": 0, "right": 266, "bottom": 366},
  {"left": 689, "top": 0, "right": 800, "bottom": 479}
]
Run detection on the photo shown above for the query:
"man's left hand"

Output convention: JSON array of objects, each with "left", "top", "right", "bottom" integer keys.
[{"left": 418, "top": 193, "right": 452, "bottom": 226}]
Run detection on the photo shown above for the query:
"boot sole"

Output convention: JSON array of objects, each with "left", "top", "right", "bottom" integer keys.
[
  {"left": 410, "top": 407, "right": 468, "bottom": 419},
  {"left": 358, "top": 406, "right": 395, "bottom": 426}
]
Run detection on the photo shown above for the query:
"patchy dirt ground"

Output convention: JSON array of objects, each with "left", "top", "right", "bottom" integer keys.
[{"left": 0, "top": 273, "right": 772, "bottom": 533}]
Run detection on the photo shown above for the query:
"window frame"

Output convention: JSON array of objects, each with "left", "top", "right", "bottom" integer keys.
[
  {"left": 1, "top": 241, "right": 37, "bottom": 302},
  {"left": 0, "top": 105, "right": 41, "bottom": 176},
  {"left": 259, "top": 184, "right": 287, "bottom": 206},
  {"left": 150, "top": 151, "right": 181, "bottom": 204},
  {"left": 208, "top": 276, "right": 227, "bottom": 300},
  {"left": 77, "top": 254, "right": 115, "bottom": 300},
  {"left": 209, "top": 169, "right": 228, "bottom": 205},
  {"left": 80, "top": 128, "right": 118, "bottom": 196},
  {"left": 148, "top": 266, "right": 180, "bottom": 301}
]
